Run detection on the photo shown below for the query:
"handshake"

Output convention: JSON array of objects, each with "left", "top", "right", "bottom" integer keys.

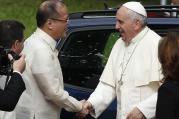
[
  {"left": 76, "top": 100, "right": 146, "bottom": 119},
  {"left": 76, "top": 100, "right": 93, "bottom": 119}
]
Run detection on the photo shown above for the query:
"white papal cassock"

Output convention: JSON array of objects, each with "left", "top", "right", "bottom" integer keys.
[{"left": 88, "top": 27, "right": 162, "bottom": 119}]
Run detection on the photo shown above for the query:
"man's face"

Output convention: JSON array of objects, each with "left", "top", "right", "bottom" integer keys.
[
  {"left": 51, "top": 5, "right": 68, "bottom": 40},
  {"left": 115, "top": 7, "right": 137, "bottom": 43}
]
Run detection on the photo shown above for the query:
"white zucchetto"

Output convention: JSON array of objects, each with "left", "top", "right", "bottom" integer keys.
[{"left": 122, "top": 1, "right": 147, "bottom": 17}]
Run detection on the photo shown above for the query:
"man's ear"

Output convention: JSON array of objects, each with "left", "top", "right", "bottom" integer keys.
[{"left": 11, "top": 40, "right": 19, "bottom": 52}]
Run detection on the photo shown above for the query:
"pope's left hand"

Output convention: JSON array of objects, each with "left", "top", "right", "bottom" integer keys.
[{"left": 126, "top": 107, "right": 146, "bottom": 119}]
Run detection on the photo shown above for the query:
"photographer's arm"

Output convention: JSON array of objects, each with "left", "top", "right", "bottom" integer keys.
[
  {"left": 0, "top": 55, "right": 26, "bottom": 111},
  {"left": 0, "top": 72, "right": 25, "bottom": 111}
]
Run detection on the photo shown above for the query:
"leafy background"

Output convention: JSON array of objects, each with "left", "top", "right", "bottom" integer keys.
[{"left": 0, "top": 0, "right": 161, "bottom": 38}]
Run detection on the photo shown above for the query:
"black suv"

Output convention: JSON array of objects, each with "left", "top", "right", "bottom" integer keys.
[{"left": 58, "top": 5, "right": 179, "bottom": 119}]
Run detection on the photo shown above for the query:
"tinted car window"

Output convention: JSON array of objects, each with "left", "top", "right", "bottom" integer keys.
[{"left": 59, "top": 29, "right": 119, "bottom": 89}]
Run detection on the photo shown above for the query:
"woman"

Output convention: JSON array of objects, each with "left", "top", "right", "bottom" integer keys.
[{"left": 156, "top": 32, "right": 179, "bottom": 119}]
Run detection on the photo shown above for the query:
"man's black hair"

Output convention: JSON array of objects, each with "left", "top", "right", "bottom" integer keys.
[
  {"left": 0, "top": 20, "right": 25, "bottom": 48},
  {"left": 36, "top": 0, "right": 65, "bottom": 28}
]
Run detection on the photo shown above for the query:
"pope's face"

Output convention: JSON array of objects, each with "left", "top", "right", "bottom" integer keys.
[{"left": 115, "top": 7, "right": 137, "bottom": 43}]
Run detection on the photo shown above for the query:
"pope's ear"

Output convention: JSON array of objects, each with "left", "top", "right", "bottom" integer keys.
[{"left": 134, "top": 19, "right": 141, "bottom": 31}]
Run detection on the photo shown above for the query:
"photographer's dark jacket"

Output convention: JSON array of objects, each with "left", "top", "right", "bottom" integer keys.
[{"left": 0, "top": 72, "right": 25, "bottom": 111}]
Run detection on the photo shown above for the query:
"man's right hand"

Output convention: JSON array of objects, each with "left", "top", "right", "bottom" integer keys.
[{"left": 12, "top": 54, "right": 26, "bottom": 73}]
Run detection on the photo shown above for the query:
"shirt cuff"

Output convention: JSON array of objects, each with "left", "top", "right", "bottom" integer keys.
[
  {"left": 87, "top": 99, "right": 97, "bottom": 118},
  {"left": 13, "top": 71, "right": 22, "bottom": 77},
  {"left": 136, "top": 93, "right": 157, "bottom": 118}
]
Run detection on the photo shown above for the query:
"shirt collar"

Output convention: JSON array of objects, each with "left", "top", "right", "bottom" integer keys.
[
  {"left": 35, "top": 28, "right": 57, "bottom": 51},
  {"left": 130, "top": 26, "right": 149, "bottom": 45}
]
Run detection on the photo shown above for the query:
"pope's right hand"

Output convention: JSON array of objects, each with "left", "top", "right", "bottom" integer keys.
[{"left": 76, "top": 100, "right": 92, "bottom": 119}]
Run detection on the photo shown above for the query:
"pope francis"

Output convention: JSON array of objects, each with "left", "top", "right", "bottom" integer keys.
[{"left": 78, "top": 1, "right": 162, "bottom": 119}]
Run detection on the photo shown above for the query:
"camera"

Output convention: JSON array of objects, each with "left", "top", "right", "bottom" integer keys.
[{"left": 0, "top": 46, "right": 20, "bottom": 75}]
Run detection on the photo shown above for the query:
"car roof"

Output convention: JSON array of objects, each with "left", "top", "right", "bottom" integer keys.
[
  {"left": 68, "top": 5, "right": 179, "bottom": 29},
  {"left": 68, "top": 17, "right": 179, "bottom": 28}
]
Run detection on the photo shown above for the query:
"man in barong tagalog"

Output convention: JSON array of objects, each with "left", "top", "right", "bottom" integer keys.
[{"left": 15, "top": 1, "right": 85, "bottom": 119}]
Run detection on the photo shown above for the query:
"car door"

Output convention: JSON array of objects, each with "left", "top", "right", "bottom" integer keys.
[{"left": 58, "top": 27, "right": 119, "bottom": 119}]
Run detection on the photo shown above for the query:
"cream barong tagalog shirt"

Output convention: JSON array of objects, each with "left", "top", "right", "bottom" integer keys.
[{"left": 16, "top": 28, "right": 82, "bottom": 119}]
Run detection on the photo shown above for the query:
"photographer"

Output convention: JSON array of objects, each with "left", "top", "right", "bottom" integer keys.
[{"left": 0, "top": 20, "right": 26, "bottom": 119}]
